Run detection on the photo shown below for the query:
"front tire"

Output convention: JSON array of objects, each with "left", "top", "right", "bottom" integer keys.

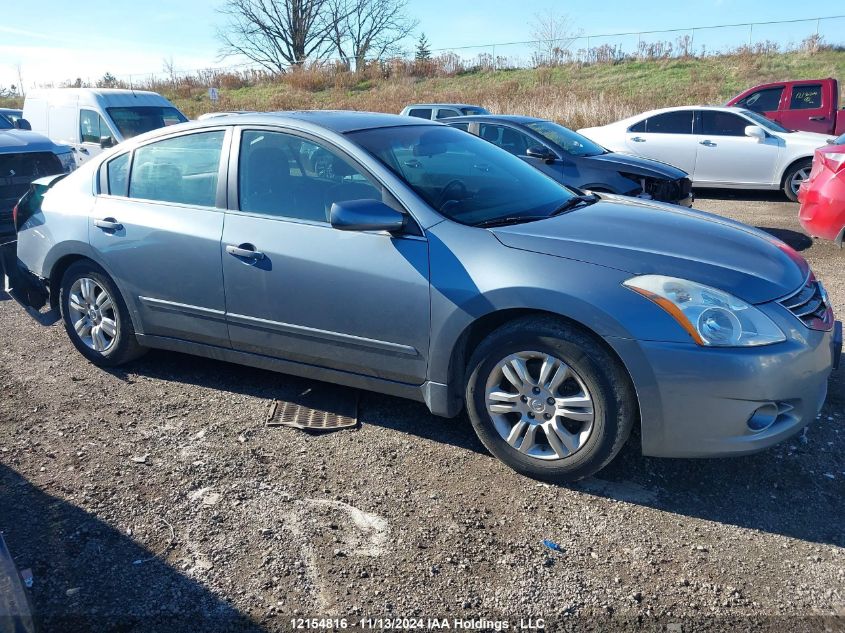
[
  {"left": 59, "top": 260, "right": 145, "bottom": 367},
  {"left": 465, "top": 317, "right": 637, "bottom": 482},
  {"left": 783, "top": 159, "right": 811, "bottom": 202}
]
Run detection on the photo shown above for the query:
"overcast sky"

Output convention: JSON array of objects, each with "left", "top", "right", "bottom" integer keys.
[{"left": 1, "top": 0, "right": 841, "bottom": 89}]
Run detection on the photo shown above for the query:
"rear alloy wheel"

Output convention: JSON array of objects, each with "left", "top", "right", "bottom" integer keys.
[
  {"left": 60, "top": 261, "right": 145, "bottom": 367},
  {"left": 465, "top": 317, "right": 636, "bottom": 482},
  {"left": 783, "top": 160, "right": 811, "bottom": 202}
]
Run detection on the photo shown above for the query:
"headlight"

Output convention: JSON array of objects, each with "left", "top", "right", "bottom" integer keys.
[
  {"left": 624, "top": 275, "right": 786, "bottom": 347},
  {"left": 56, "top": 151, "right": 76, "bottom": 173}
]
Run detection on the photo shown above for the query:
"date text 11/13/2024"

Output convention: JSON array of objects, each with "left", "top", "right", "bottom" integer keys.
[{"left": 290, "top": 617, "right": 546, "bottom": 630}]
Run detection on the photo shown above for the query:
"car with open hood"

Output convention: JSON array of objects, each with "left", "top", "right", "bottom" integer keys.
[
  {"left": 8, "top": 111, "right": 841, "bottom": 481},
  {"left": 446, "top": 114, "right": 693, "bottom": 206}
]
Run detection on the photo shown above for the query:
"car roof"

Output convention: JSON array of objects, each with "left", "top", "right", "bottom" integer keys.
[
  {"left": 444, "top": 114, "right": 545, "bottom": 124},
  {"left": 0, "top": 108, "right": 22, "bottom": 114},
  {"left": 128, "top": 110, "right": 441, "bottom": 145},
  {"left": 612, "top": 105, "right": 755, "bottom": 126}
]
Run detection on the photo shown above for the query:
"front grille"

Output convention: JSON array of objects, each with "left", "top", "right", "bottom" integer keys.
[
  {"left": 779, "top": 276, "right": 834, "bottom": 331},
  {"left": 644, "top": 177, "right": 691, "bottom": 203},
  {"left": 0, "top": 152, "right": 63, "bottom": 210}
]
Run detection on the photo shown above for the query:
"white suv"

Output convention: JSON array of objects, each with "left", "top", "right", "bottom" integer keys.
[{"left": 400, "top": 103, "right": 489, "bottom": 120}]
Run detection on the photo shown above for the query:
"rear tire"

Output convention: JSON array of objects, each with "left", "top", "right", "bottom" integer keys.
[
  {"left": 783, "top": 159, "right": 811, "bottom": 202},
  {"left": 59, "top": 260, "right": 145, "bottom": 367},
  {"left": 464, "top": 316, "right": 637, "bottom": 482}
]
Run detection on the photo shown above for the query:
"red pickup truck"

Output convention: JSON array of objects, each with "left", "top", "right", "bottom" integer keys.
[{"left": 727, "top": 78, "right": 844, "bottom": 136}]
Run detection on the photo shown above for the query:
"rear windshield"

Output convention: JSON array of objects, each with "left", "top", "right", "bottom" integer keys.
[{"left": 106, "top": 106, "right": 187, "bottom": 139}]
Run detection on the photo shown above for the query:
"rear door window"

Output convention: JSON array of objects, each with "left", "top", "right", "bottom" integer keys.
[
  {"left": 633, "top": 111, "right": 694, "bottom": 134},
  {"left": 738, "top": 87, "right": 783, "bottom": 112},
  {"left": 407, "top": 108, "right": 433, "bottom": 120},
  {"left": 129, "top": 130, "right": 225, "bottom": 207},
  {"left": 106, "top": 152, "right": 130, "bottom": 196},
  {"left": 789, "top": 84, "right": 823, "bottom": 110}
]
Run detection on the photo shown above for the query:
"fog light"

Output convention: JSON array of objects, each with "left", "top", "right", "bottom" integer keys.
[{"left": 747, "top": 403, "right": 778, "bottom": 432}]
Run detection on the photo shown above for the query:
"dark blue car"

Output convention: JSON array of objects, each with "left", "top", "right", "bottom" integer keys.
[{"left": 446, "top": 115, "right": 693, "bottom": 206}]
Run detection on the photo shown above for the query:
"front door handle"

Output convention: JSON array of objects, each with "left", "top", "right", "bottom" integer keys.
[
  {"left": 808, "top": 116, "right": 826, "bottom": 121},
  {"left": 630, "top": 136, "right": 646, "bottom": 142},
  {"left": 226, "top": 244, "right": 265, "bottom": 260},
  {"left": 94, "top": 218, "right": 123, "bottom": 231},
  {"left": 79, "top": 147, "right": 89, "bottom": 155},
  {"left": 699, "top": 140, "right": 717, "bottom": 147}
]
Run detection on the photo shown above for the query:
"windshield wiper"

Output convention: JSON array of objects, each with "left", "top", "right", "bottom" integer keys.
[
  {"left": 473, "top": 215, "right": 553, "bottom": 228},
  {"left": 548, "top": 193, "right": 599, "bottom": 216},
  {"left": 473, "top": 194, "right": 599, "bottom": 229}
]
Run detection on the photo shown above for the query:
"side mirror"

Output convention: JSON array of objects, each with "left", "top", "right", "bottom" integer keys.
[
  {"left": 14, "top": 118, "right": 31, "bottom": 131},
  {"left": 100, "top": 135, "right": 114, "bottom": 149},
  {"left": 526, "top": 146, "right": 556, "bottom": 163},
  {"left": 330, "top": 199, "right": 406, "bottom": 233},
  {"left": 744, "top": 126, "right": 766, "bottom": 142}
]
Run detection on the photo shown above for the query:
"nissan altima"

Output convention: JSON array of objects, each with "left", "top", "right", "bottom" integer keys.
[{"left": 8, "top": 112, "right": 842, "bottom": 481}]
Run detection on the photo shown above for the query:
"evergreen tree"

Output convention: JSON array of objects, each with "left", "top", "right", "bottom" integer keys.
[{"left": 415, "top": 33, "right": 432, "bottom": 61}]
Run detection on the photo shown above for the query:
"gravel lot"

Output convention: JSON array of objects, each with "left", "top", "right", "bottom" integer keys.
[{"left": 0, "top": 191, "right": 842, "bottom": 632}]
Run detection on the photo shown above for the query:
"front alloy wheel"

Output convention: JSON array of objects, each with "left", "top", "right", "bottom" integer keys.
[
  {"left": 465, "top": 317, "right": 636, "bottom": 481},
  {"left": 485, "top": 351, "right": 594, "bottom": 460}
]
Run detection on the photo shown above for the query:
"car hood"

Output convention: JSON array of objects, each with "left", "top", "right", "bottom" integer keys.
[
  {"left": 0, "top": 129, "right": 70, "bottom": 154},
  {"left": 780, "top": 129, "right": 834, "bottom": 147},
  {"left": 491, "top": 196, "right": 808, "bottom": 304},
  {"left": 587, "top": 151, "right": 688, "bottom": 179}
]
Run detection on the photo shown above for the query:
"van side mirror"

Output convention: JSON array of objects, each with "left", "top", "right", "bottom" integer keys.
[
  {"left": 330, "top": 199, "right": 406, "bottom": 233},
  {"left": 526, "top": 146, "right": 556, "bottom": 163},
  {"left": 100, "top": 135, "right": 114, "bottom": 149},
  {"left": 14, "top": 118, "right": 31, "bottom": 131},
  {"left": 744, "top": 126, "right": 766, "bottom": 142}
]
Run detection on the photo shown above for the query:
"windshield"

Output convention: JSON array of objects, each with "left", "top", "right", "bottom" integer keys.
[
  {"left": 348, "top": 125, "right": 576, "bottom": 226},
  {"left": 106, "top": 106, "right": 187, "bottom": 139},
  {"left": 0, "top": 114, "right": 12, "bottom": 130},
  {"left": 525, "top": 120, "right": 606, "bottom": 156},
  {"left": 740, "top": 109, "right": 790, "bottom": 133}
]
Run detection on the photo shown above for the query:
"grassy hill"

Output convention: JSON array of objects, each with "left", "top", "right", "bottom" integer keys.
[{"left": 4, "top": 49, "right": 844, "bottom": 130}]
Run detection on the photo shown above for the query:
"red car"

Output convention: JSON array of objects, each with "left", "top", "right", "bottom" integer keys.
[{"left": 799, "top": 133, "right": 845, "bottom": 246}]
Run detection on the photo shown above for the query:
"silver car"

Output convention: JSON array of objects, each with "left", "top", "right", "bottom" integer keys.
[{"left": 9, "top": 112, "right": 842, "bottom": 481}]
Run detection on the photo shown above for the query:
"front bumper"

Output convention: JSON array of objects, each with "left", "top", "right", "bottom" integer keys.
[{"left": 607, "top": 319, "right": 839, "bottom": 458}]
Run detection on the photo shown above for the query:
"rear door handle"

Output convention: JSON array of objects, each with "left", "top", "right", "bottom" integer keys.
[
  {"left": 699, "top": 140, "right": 716, "bottom": 147},
  {"left": 808, "top": 116, "right": 826, "bottom": 121},
  {"left": 630, "top": 136, "right": 646, "bottom": 142},
  {"left": 94, "top": 218, "right": 123, "bottom": 231},
  {"left": 226, "top": 244, "right": 265, "bottom": 260}
]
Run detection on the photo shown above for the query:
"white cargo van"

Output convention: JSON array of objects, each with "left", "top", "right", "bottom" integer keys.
[{"left": 23, "top": 89, "right": 187, "bottom": 166}]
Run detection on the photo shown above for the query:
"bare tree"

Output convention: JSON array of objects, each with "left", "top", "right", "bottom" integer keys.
[
  {"left": 326, "top": 0, "right": 417, "bottom": 70},
  {"left": 163, "top": 56, "right": 178, "bottom": 86},
  {"left": 217, "top": 0, "right": 337, "bottom": 73},
  {"left": 15, "top": 63, "right": 25, "bottom": 97},
  {"left": 529, "top": 10, "right": 581, "bottom": 66}
]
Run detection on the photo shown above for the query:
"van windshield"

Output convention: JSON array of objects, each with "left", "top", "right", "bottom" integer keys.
[{"left": 106, "top": 106, "right": 187, "bottom": 139}]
